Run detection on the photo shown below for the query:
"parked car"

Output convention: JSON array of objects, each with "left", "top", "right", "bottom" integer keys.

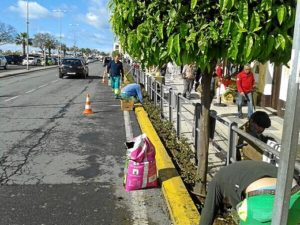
[
  {"left": 5, "top": 55, "right": 24, "bottom": 65},
  {"left": 86, "top": 57, "right": 95, "bottom": 64},
  {"left": 59, "top": 58, "right": 89, "bottom": 79},
  {"left": 41, "top": 57, "right": 56, "bottom": 66},
  {"left": 0, "top": 55, "right": 8, "bottom": 69},
  {"left": 22, "top": 57, "right": 41, "bottom": 66}
]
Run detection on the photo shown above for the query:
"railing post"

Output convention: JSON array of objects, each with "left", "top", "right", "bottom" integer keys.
[
  {"left": 160, "top": 83, "right": 164, "bottom": 118},
  {"left": 176, "top": 93, "right": 182, "bottom": 138},
  {"left": 136, "top": 69, "right": 140, "bottom": 83},
  {"left": 209, "top": 110, "right": 217, "bottom": 140},
  {"left": 169, "top": 88, "right": 173, "bottom": 122},
  {"left": 154, "top": 80, "right": 158, "bottom": 106},
  {"left": 148, "top": 76, "right": 151, "bottom": 97},
  {"left": 227, "top": 122, "right": 238, "bottom": 165},
  {"left": 194, "top": 103, "right": 201, "bottom": 165}
]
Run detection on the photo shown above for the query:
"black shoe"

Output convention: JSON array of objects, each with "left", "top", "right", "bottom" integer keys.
[{"left": 238, "top": 114, "right": 244, "bottom": 119}]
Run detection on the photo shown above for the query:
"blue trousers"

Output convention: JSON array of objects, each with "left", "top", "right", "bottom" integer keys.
[{"left": 237, "top": 92, "right": 254, "bottom": 118}]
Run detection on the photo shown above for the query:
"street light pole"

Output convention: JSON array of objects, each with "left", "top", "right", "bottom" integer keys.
[
  {"left": 26, "top": 0, "right": 29, "bottom": 70},
  {"left": 69, "top": 23, "right": 79, "bottom": 56},
  {"left": 53, "top": 9, "right": 66, "bottom": 64}
]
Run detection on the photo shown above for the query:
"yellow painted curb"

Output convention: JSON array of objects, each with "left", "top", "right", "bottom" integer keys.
[{"left": 135, "top": 106, "right": 200, "bottom": 225}]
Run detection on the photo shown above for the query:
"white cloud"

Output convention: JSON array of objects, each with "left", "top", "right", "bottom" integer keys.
[
  {"left": 9, "top": 0, "right": 50, "bottom": 19},
  {"left": 80, "top": 0, "right": 110, "bottom": 29}
]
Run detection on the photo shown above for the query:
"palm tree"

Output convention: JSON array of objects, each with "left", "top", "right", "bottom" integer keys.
[
  {"left": 15, "top": 32, "right": 31, "bottom": 56},
  {"left": 60, "top": 44, "right": 68, "bottom": 57},
  {"left": 45, "top": 38, "right": 57, "bottom": 57}
]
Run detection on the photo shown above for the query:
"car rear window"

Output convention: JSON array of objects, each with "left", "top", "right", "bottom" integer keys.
[{"left": 62, "top": 59, "right": 82, "bottom": 65}]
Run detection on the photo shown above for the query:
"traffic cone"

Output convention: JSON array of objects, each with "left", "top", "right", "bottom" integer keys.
[{"left": 82, "top": 94, "right": 93, "bottom": 115}]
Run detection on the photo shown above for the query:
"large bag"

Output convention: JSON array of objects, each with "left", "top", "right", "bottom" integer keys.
[
  {"left": 125, "top": 134, "right": 155, "bottom": 163},
  {"left": 123, "top": 134, "right": 157, "bottom": 191},
  {"left": 124, "top": 160, "right": 158, "bottom": 192}
]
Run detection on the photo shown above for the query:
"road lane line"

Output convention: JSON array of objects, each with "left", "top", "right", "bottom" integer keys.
[
  {"left": 5, "top": 96, "right": 19, "bottom": 102},
  {"left": 123, "top": 111, "right": 149, "bottom": 225},
  {"left": 38, "top": 84, "right": 48, "bottom": 89},
  {"left": 25, "top": 89, "right": 36, "bottom": 93},
  {"left": 51, "top": 79, "right": 58, "bottom": 83}
]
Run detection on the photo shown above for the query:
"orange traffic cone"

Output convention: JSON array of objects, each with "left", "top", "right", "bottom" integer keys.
[{"left": 82, "top": 94, "right": 93, "bottom": 115}]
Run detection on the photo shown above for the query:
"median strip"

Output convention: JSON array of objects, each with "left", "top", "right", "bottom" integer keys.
[{"left": 134, "top": 105, "right": 200, "bottom": 225}]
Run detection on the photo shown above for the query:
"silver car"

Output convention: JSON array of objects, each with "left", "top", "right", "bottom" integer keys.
[{"left": 0, "top": 55, "right": 8, "bottom": 69}]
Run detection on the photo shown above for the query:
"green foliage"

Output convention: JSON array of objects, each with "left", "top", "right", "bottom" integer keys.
[
  {"left": 142, "top": 96, "right": 197, "bottom": 186},
  {"left": 108, "top": 0, "right": 296, "bottom": 68}
]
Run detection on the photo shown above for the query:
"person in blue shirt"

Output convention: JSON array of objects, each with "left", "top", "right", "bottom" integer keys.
[
  {"left": 121, "top": 83, "right": 145, "bottom": 103},
  {"left": 107, "top": 52, "right": 124, "bottom": 98}
]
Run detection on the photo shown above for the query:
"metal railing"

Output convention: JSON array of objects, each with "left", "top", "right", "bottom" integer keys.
[{"left": 127, "top": 65, "right": 300, "bottom": 173}]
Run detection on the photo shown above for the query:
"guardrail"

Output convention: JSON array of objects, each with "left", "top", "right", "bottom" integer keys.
[{"left": 127, "top": 64, "right": 300, "bottom": 173}]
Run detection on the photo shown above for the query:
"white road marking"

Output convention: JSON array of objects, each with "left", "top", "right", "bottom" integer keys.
[
  {"left": 38, "top": 84, "right": 48, "bottom": 89},
  {"left": 5, "top": 96, "right": 19, "bottom": 102},
  {"left": 25, "top": 89, "right": 36, "bottom": 93},
  {"left": 123, "top": 111, "right": 149, "bottom": 225},
  {"left": 51, "top": 79, "right": 58, "bottom": 83}
]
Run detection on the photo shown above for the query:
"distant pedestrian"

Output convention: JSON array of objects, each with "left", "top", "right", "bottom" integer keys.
[
  {"left": 160, "top": 63, "right": 167, "bottom": 77},
  {"left": 107, "top": 52, "right": 124, "bottom": 98},
  {"left": 236, "top": 64, "right": 255, "bottom": 119},
  {"left": 182, "top": 63, "right": 195, "bottom": 100}
]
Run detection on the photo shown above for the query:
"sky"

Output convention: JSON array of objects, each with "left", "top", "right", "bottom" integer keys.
[{"left": 0, "top": 0, "right": 115, "bottom": 53}]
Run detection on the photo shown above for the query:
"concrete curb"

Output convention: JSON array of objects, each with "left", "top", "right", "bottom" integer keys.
[
  {"left": 134, "top": 106, "right": 200, "bottom": 225},
  {"left": 0, "top": 66, "right": 57, "bottom": 78}
]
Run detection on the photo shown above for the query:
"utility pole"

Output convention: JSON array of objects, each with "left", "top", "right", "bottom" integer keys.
[
  {"left": 53, "top": 9, "right": 66, "bottom": 64},
  {"left": 271, "top": 1, "right": 300, "bottom": 224},
  {"left": 69, "top": 23, "right": 79, "bottom": 56},
  {"left": 26, "top": 0, "right": 29, "bottom": 70}
]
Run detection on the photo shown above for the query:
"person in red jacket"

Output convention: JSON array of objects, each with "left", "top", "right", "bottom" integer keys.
[{"left": 236, "top": 64, "right": 255, "bottom": 119}]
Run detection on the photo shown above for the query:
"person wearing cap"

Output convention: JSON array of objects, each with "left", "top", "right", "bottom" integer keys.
[
  {"left": 236, "top": 64, "right": 255, "bottom": 119},
  {"left": 120, "top": 83, "right": 145, "bottom": 103},
  {"left": 199, "top": 160, "right": 300, "bottom": 225},
  {"left": 236, "top": 111, "right": 272, "bottom": 161}
]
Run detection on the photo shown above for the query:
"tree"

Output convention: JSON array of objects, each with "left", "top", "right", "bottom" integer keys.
[
  {"left": 44, "top": 35, "right": 58, "bottom": 57},
  {"left": 32, "top": 33, "right": 55, "bottom": 56},
  {"left": 109, "top": 0, "right": 296, "bottom": 195},
  {"left": 0, "top": 22, "right": 16, "bottom": 46},
  {"left": 15, "top": 32, "right": 32, "bottom": 56},
  {"left": 60, "top": 44, "right": 68, "bottom": 56}
]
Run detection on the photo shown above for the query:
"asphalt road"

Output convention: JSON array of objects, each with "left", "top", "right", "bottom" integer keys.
[{"left": 0, "top": 62, "right": 171, "bottom": 225}]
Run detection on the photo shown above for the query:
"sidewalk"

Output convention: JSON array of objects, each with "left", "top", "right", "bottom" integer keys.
[
  {"left": 0, "top": 65, "right": 57, "bottom": 78},
  {"left": 163, "top": 72, "right": 284, "bottom": 179}
]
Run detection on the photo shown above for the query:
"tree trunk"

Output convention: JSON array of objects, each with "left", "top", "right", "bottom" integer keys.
[
  {"left": 22, "top": 42, "right": 26, "bottom": 57},
  {"left": 194, "top": 71, "right": 213, "bottom": 196}
]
